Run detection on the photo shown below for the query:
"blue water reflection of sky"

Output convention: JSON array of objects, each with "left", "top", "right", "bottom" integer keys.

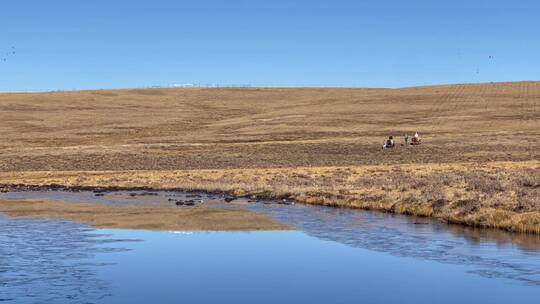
[{"left": 94, "top": 230, "right": 539, "bottom": 304}]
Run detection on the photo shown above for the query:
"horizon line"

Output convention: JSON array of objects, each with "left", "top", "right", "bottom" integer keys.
[{"left": 1, "top": 80, "right": 539, "bottom": 94}]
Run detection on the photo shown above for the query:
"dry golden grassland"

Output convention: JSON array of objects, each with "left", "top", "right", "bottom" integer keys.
[
  {"left": 0, "top": 82, "right": 538, "bottom": 232},
  {"left": 0, "top": 82, "right": 538, "bottom": 171}
]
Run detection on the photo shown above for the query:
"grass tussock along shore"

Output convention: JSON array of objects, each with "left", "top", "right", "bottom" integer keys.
[
  {"left": 0, "top": 200, "right": 288, "bottom": 231},
  {"left": 1, "top": 161, "right": 539, "bottom": 234}
]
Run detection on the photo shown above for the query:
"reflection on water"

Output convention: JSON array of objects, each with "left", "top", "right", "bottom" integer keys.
[
  {"left": 247, "top": 203, "right": 540, "bottom": 285},
  {"left": 92, "top": 230, "right": 540, "bottom": 304},
  {"left": 446, "top": 224, "right": 540, "bottom": 253},
  {"left": 0, "top": 215, "right": 138, "bottom": 303},
  {"left": 3, "top": 189, "right": 540, "bottom": 253},
  {"left": 1, "top": 189, "right": 540, "bottom": 304}
]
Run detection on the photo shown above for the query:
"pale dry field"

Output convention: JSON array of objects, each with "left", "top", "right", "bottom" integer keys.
[
  {"left": 0, "top": 82, "right": 538, "bottom": 171},
  {"left": 0, "top": 82, "right": 539, "bottom": 232}
]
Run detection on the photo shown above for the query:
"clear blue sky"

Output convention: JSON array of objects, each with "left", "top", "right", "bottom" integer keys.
[{"left": 1, "top": 0, "right": 539, "bottom": 91}]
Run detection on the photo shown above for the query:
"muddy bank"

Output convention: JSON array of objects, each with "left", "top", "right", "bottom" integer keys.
[{"left": 0, "top": 200, "right": 289, "bottom": 231}]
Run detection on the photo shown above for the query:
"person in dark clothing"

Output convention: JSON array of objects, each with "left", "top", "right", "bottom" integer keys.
[{"left": 383, "top": 136, "right": 395, "bottom": 149}]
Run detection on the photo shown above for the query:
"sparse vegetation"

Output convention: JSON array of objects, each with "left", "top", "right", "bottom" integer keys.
[
  {"left": 0, "top": 82, "right": 538, "bottom": 171},
  {"left": 0, "top": 82, "right": 538, "bottom": 233}
]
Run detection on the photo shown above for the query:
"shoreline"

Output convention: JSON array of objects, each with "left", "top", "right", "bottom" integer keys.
[{"left": 1, "top": 160, "right": 538, "bottom": 234}]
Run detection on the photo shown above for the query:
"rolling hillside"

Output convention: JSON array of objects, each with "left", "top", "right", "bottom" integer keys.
[{"left": 0, "top": 81, "right": 538, "bottom": 171}]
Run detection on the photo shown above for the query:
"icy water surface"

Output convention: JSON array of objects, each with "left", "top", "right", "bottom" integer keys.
[
  {"left": 1, "top": 190, "right": 539, "bottom": 303},
  {"left": 0, "top": 216, "right": 138, "bottom": 303}
]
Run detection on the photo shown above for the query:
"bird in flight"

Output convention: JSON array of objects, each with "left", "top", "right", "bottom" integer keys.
[{"left": 1, "top": 46, "right": 16, "bottom": 63}]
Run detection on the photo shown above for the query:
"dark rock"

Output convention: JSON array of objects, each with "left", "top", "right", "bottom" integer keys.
[
  {"left": 175, "top": 199, "right": 196, "bottom": 206},
  {"left": 139, "top": 192, "right": 158, "bottom": 196},
  {"left": 279, "top": 199, "right": 294, "bottom": 205},
  {"left": 224, "top": 197, "right": 235, "bottom": 203},
  {"left": 95, "top": 193, "right": 105, "bottom": 197}
]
